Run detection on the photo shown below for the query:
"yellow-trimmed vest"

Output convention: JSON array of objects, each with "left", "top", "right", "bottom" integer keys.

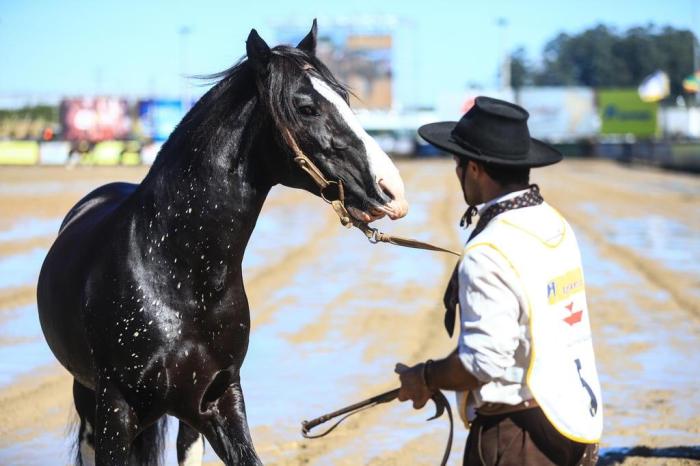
[{"left": 468, "top": 202, "right": 603, "bottom": 443}]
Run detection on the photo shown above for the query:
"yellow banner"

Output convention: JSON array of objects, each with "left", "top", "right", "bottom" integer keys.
[
  {"left": 546, "top": 267, "right": 584, "bottom": 305},
  {"left": 0, "top": 141, "right": 40, "bottom": 165}
]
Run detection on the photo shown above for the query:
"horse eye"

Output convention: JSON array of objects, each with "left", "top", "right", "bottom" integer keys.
[
  {"left": 332, "top": 139, "right": 348, "bottom": 150},
  {"left": 298, "top": 105, "right": 318, "bottom": 117}
]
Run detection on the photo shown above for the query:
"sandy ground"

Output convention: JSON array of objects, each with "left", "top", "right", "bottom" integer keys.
[{"left": 0, "top": 159, "right": 698, "bottom": 465}]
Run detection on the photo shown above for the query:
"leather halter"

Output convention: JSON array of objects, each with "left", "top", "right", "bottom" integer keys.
[{"left": 281, "top": 128, "right": 461, "bottom": 256}]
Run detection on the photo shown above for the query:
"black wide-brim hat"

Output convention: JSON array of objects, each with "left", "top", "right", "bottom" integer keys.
[{"left": 418, "top": 96, "right": 562, "bottom": 167}]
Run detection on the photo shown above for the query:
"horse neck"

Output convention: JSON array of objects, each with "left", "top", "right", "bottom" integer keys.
[{"left": 134, "top": 97, "right": 276, "bottom": 268}]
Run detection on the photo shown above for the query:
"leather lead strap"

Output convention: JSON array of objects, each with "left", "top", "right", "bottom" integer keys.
[
  {"left": 353, "top": 221, "right": 461, "bottom": 256},
  {"left": 282, "top": 129, "right": 461, "bottom": 256}
]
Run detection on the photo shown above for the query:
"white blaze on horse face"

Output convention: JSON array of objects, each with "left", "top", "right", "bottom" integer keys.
[{"left": 309, "top": 76, "right": 408, "bottom": 220}]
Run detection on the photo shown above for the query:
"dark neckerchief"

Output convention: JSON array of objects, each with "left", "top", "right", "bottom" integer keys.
[{"left": 442, "top": 184, "right": 544, "bottom": 337}]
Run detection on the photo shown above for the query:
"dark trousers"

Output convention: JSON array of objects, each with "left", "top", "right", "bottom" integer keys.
[{"left": 464, "top": 407, "right": 599, "bottom": 466}]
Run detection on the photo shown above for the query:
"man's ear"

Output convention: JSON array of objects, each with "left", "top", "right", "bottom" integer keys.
[
  {"left": 296, "top": 18, "right": 317, "bottom": 55},
  {"left": 246, "top": 28, "right": 271, "bottom": 75},
  {"left": 468, "top": 160, "right": 481, "bottom": 176}
]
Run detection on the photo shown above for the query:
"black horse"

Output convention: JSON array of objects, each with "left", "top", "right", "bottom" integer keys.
[{"left": 38, "top": 21, "right": 408, "bottom": 466}]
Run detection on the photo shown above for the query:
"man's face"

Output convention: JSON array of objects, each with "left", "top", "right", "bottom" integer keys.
[{"left": 454, "top": 156, "right": 479, "bottom": 205}]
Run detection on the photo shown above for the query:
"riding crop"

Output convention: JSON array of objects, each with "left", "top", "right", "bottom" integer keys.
[{"left": 301, "top": 388, "right": 454, "bottom": 466}]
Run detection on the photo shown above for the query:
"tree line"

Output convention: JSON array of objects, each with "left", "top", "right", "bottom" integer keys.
[{"left": 510, "top": 24, "right": 698, "bottom": 100}]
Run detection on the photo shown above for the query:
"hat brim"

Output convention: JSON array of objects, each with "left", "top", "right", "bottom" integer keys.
[{"left": 418, "top": 121, "right": 562, "bottom": 167}]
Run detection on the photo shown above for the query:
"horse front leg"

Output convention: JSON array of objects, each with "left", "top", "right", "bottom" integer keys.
[
  {"left": 93, "top": 379, "right": 139, "bottom": 466},
  {"left": 197, "top": 379, "right": 261, "bottom": 466},
  {"left": 177, "top": 419, "right": 204, "bottom": 466}
]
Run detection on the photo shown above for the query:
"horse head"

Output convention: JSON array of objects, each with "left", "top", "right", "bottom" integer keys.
[{"left": 246, "top": 20, "right": 408, "bottom": 223}]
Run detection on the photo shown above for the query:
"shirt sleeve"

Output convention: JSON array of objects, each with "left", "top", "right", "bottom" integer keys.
[{"left": 457, "top": 244, "right": 522, "bottom": 383}]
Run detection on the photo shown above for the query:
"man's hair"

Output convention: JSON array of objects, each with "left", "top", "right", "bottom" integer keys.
[{"left": 481, "top": 162, "right": 530, "bottom": 187}]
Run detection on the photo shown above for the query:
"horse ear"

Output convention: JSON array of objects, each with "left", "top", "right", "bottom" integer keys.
[
  {"left": 296, "top": 19, "right": 317, "bottom": 55},
  {"left": 246, "top": 28, "right": 271, "bottom": 74}
]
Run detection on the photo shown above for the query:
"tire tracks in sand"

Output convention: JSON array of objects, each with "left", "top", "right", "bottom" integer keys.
[
  {"left": 538, "top": 160, "right": 700, "bottom": 318},
  {"left": 258, "top": 160, "right": 464, "bottom": 466},
  {"left": 0, "top": 365, "right": 73, "bottom": 447}
]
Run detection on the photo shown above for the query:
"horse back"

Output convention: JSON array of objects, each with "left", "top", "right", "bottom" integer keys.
[{"left": 59, "top": 182, "right": 137, "bottom": 233}]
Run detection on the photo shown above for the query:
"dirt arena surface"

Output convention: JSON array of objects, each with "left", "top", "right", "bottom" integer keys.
[{"left": 0, "top": 159, "right": 698, "bottom": 465}]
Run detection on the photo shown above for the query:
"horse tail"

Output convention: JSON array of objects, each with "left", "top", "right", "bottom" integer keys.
[
  {"left": 67, "top": 410, "right": 84, "bottom": 466},
  {"left": 129, "top": 417, "right": 168, "bottom": 466}
]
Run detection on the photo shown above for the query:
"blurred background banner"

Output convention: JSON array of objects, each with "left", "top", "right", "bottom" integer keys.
[
  {"left": 599, "top": 89, "right": 659, "bottom": 138},
  {"left": 60, "top": 97, "right": 130, "bottom": 142},
  {"left": 275, "top": 20, "right": 394, "bottom": 110},
  {"left": 518, "top": 87, "right": 598, "bottom": 142},
  {"left": 0, "top": 140, "right": 39, "bottom": 165},
  {"left": 137, "top": 99, "right": 188, "bottom": 142}
]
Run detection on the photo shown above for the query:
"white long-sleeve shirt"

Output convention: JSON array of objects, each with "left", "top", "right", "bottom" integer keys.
[{"left": 457, "top": 189, "right": 534, "bottom": 407}]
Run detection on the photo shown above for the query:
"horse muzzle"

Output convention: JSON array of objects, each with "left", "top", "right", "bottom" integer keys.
[
  {"left": 376, "top": 177, "right": 408, "bottom": 220},
  {"left": 346, "top": 176, "right": 408, "bottom": 223}
]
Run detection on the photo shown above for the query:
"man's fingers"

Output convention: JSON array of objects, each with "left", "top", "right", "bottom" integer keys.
[
  {"left": 394, "top": 362, "right": 409, "bottom": 374},
  {"left": 412, "top": 398, "right": 428, "bottom": 410}
]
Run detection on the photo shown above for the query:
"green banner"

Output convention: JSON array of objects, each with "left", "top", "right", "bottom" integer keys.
[{"left": 599, "top": 89, "right": 658, "bottom": 137}]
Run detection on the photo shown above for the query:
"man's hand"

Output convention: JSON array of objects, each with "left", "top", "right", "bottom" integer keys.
[{"left": 395, "top": 362, "right": 433, "bottom": 410}]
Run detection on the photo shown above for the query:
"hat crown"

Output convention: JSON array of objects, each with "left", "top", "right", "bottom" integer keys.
[
  {"left": 451, "top": 97, "right": 531, "bottom": 160},
  {"left": 417, "top": 95, "right": 562, "bottom": 167}
]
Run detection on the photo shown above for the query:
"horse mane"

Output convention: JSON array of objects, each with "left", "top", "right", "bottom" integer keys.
[
  {"left": 262, "top": 45, "right": 350, "bottom": 137},
  {"left": 150, "top": 45, "right": 349, "bottom": 172}
]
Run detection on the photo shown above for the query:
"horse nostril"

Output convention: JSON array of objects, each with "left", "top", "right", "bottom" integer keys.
[{"left": 200, "top": 370, "right": 233, "bottom": 413}]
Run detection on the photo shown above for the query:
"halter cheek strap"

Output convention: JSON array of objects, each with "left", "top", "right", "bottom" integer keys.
[
  {"left": 281, "top": 128, "right": 460, "bottom": 256},
  {"left": 282, "top": 128, "right": 353, "bottom": 227}
]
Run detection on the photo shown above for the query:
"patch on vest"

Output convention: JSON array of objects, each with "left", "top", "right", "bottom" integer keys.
[
  {"left": 546, "top": 267, "right": 584, "bottom": 304},
  {"left": 563, "top": 301, "right": 584, "bottom": 326}
]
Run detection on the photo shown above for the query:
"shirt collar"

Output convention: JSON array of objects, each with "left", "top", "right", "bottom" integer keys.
[{"left": 477, "top": 188, "right": 531, "bottom": 215}]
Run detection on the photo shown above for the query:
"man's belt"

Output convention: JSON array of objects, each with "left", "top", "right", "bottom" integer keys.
[{"left": 476, "top": 398, "right": 539, "bottom": 417}]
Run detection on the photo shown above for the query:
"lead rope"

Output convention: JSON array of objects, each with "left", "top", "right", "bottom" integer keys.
[{"left": 282, "top": 129, "right": 461, "bottom": 256}]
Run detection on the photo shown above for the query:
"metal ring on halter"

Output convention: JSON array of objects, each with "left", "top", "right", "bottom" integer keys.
[
  {"left": 320, "top": 180, "right": 343, "bottom": 204},
  {"left": 367, "top": 227, "right": 380, "bottom": 244}
]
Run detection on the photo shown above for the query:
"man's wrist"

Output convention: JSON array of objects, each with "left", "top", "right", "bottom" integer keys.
[{"left": 421, "top": 359, "right": 436, "bottom": 391}]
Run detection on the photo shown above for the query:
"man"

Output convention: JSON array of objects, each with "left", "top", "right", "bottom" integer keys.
[{"left": 395, "top": 97, "right": 602, "bottom": 466}]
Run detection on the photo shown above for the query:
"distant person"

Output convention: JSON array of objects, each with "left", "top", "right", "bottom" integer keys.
[
  {"left": 394, "top": 97, "right": 603, "bottom": 465},
  {"left": 67, "top": 140, "right": 91, "bottom": 167},
  {"left": 118, "top": 140, "right": 143, "bottom": 165}
]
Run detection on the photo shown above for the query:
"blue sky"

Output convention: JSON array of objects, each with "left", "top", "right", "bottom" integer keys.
[{"left": 1, "top": 0, "right": 698, "bottom": 107}]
